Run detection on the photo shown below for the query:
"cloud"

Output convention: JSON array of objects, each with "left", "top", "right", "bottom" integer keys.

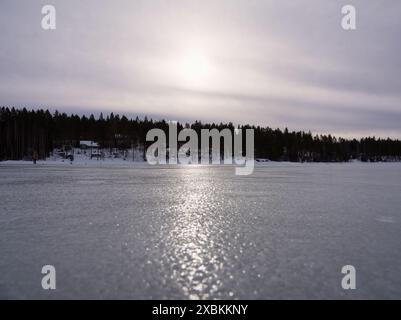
[{"left": 0, "top": 0, "right": 400, "bottom": 137}]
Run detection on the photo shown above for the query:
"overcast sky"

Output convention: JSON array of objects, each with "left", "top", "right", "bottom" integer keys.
[{"left": 1, "top": 0, "right": 401, "bottom": 138}]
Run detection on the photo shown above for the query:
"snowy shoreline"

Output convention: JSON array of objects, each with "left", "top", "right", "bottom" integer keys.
[{"left": 1, "top": 159, "right": 401, "bottom": 167}]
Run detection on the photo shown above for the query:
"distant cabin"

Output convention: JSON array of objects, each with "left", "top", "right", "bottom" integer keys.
[{"left": 79, "top": 140, "right": 99, "bottom": 149}]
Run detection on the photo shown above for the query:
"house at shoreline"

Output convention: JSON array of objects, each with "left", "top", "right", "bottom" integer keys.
[
  {"left": 79, "top": 141, "right": 99, "bottom": 149},
  {"left": 79, "top": 141, "right": 101, "bottom": 159}
]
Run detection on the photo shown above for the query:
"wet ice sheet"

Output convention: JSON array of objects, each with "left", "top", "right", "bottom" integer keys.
[{"left": 0, "top": 163, "right": 401, "bottom": 299}]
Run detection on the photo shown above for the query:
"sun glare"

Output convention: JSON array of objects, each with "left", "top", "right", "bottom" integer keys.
[{"left": 175, "top": 50, "right": 213, "bottom": 88}]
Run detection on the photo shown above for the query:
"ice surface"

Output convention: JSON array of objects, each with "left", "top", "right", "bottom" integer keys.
[{"left": 0, "top": 162, "right": 401, "bottom": 299}]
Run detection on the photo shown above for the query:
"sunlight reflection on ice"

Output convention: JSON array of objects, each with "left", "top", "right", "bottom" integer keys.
[{"left": 164, "top": 169, "right": 226, "bottom": 299}]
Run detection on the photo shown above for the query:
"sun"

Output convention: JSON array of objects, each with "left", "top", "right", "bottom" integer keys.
[
  {"left": 175, "top": 50, "right": 213, "bottom": 88},
  {"left": 180, "top": 52, "right": 210, "bottom": 80}
]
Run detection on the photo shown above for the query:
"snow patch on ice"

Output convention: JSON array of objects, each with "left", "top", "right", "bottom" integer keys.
[{"left": 376, "top": 216, "right": 395, "bottom": 223}]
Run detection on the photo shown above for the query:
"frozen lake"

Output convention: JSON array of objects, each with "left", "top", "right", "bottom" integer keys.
[{"left": 0, "top": 162, "right": 401, "bottom": 299}]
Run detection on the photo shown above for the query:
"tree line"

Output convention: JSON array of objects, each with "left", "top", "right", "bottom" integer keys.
[{"left": 1, "top": 107, "right": 401, "bottom": 162}]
